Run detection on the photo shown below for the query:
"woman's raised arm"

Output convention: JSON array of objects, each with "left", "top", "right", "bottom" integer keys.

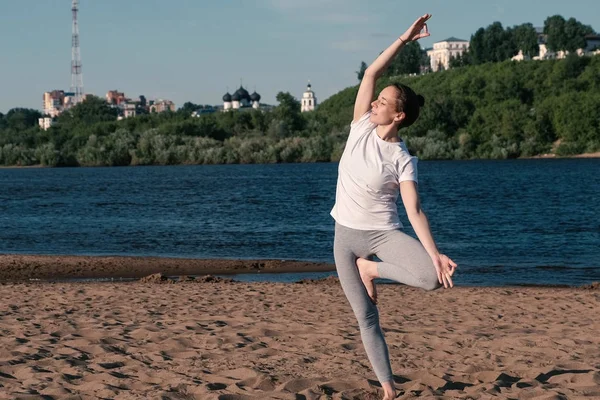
[{"left": 353, "top": 14, "right": 431, "bottom": 123}]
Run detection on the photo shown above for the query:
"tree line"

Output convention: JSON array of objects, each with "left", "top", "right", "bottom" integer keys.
[
  {"left": 1, "top": 52, "right": 599, "bottom": 167},
  {"left": 0, "top": 92, "right": 342, "bottom": 167},
  {"left": 382, "top": 55, "right": 600, "bottom": 159},
  {"left": 454, "top": 15, "right": 595, "bottom": 67},
  {"left": 356, "top": 15, "right": 596, "bottom": 76}
]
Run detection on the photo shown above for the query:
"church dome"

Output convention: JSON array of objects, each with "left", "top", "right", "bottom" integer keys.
[
  {"left": 250, "top": 91, "right": 261, "bottom": 101},
  {"left": 234, "top": 86, "right": 251, "bottom": 102},
  {"left": 231, "top": 91, "right": 241, "bottom": 101},
  {"left": 222, "top": 92, "right": 232, "bottom": 102}
]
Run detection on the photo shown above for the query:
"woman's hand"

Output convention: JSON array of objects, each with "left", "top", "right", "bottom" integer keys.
[
  {"left": 431, "top": 253, "right": 457, "bottom": 288},
  {"left": 400, "top": 14, "right": 431, "bottom": 43}
]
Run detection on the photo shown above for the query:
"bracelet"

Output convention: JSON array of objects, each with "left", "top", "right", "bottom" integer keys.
[{"left": 399, "top": 37, "right": 407, "bottom": 45}]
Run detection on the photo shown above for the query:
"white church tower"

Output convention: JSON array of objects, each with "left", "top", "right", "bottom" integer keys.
[{"left": 301, "top": 81, "right": 317, "bottom": 112}]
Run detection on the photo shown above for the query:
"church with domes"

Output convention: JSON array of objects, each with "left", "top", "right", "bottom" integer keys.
[
  {"left": 222, "top": 86, "right": 261, "bottom": 111},
  {"left": 220, "top": 82, "right": 317, "bottom": 112}
]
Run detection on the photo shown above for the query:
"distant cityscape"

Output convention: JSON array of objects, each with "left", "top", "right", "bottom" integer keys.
[
  {"left": 38, "top": 81, "right": 318, "bottom": 131},
  {"left": 37, "top": 1, "right": 599, "bottom": 131}
]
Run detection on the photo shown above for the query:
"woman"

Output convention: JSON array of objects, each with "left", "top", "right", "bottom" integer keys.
[{"left": 330, "top": 14, "right": 457, "bottom": 399}]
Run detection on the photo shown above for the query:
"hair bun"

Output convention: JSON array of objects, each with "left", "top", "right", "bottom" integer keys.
[{"left": 416, "top": 94, "right": 425, "bottom": 107}]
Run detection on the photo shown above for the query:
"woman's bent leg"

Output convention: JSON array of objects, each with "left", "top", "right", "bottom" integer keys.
[
  {"left": 334, "top": 224, "right": 393, "bottom": 384},
  {"left": 372, "top": 229, "right": 440, "bottom": 291}
]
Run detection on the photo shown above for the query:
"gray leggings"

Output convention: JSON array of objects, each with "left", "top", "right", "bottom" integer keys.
[{"left": 333, "top": 222, "right": 440, "bottom": 383}]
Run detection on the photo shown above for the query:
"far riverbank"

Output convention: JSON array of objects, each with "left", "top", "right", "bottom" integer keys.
[{"left": 1, "top": 150, "right": 600, "bottom": 169}]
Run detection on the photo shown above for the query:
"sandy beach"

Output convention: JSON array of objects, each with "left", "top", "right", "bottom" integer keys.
[{"left": 1, "top": 267, "right": 599, "bottom": 399}]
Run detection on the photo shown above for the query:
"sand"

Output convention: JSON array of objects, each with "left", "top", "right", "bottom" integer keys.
[
  {"left": 1, "top": 275, "right": 599, "bottom": 399},
  {"left": 0, "top": 255, "right": 334, "bottom": 281},
  {"left": 525, "top": 151, "right": 600, "bottom": 159}
]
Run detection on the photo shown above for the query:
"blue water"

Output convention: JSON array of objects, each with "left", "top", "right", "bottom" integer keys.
[{"left": 1, "top": 160, "right": 599, "bottom": 286}]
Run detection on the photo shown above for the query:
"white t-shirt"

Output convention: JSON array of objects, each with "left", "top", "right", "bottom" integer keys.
[{"left": 330, "top": 111, "right": 418, "bottom": 230}]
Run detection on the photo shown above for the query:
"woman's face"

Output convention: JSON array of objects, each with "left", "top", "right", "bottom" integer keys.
[{"left": 369, "top": 86, "right": 404, "bottom": 126}]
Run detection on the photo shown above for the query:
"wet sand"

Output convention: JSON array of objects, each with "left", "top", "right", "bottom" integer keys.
[{"left": 0, "top": 254, "right": 334, "bottom": 282}]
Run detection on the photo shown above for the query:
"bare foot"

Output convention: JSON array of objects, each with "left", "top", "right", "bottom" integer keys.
[
  {"left": 356, "top": 257, "right": 378, "bottom": 304},
  {"left": 381, "top": 381, "right": 396, "bottom": 399}
]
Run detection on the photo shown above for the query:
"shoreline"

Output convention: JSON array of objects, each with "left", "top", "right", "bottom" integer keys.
[
  {"left": 1, "top": 254, "right": 598, "bottom": 289},
  {"left": 522, "top": 151, "right": 600, "bottom": 159},
  {"left": 0, "top": 254, "right": 335, "bottom": 282},
  {"left": 0, "top": 151, "right": 599, "bottom": 169},
  {"left": 0, "top": 164, "right": 48, "bottom": 169}
]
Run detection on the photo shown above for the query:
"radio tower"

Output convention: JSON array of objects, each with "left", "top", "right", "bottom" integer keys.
[{"left": 70, "top": 0, "right": 84, "bottom": 104}]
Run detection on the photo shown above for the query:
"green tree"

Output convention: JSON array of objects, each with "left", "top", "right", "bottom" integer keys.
[
  {"left": 449, "top": 51, "right": 472, "bottom": 68},
  {"left": 385, "top": 41, "right": 423, "bottom": 76},
  {"left": 179, "top": 101, "right": 201, "bottom": 115},
  {"left": 356, "top": 61, "right": 368, "bottom": 81},
  {"left": 250, "top": 109, "right": 268, "bottom": 132},
  {"left": 4, "top": 108, "right": 42, "bottom": 131},
  {"left": 58, "top": 95, "right": 118, "bottom": 127},
  {"left": 543, "top": 15, "right": 593, "bottom": 52},
  {"left": 270, "top": 92, "right": 305, "bottom": 137},
  {"left": 196, "top": 114, "right": 229, "bottom": 140},
  {"left": 420, "top": 52, "right": 432, "bottom": 72},
  {"left": 470, "top": 28, "right": 487, "bottom": 64},
  {"left": 34, "top": 142, "right": 61, "bottom": 167},
  {"left": 544, "top": 15, "right": 567, "bottom": 52},
  {"left": 564, "top": 17, "right": 595, "bottom": 52},
  {"left": 470, "top": 22, "right": 518, "bottom": 63},
  {"left": 513, "top": 23, "right": 539, "bottom": 58},
  {"left": 484, "top": 22, "right": 518, "bottom": 62}
]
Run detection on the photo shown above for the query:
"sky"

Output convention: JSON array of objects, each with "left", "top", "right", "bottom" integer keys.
[{"left": 0, "top": 0, "right": 599, "bottom": 113}]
